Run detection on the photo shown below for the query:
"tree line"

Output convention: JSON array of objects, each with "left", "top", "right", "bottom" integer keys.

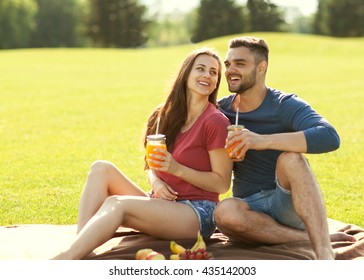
[{"left": 0, "top": 0, "right": 363, "bottom": 49}]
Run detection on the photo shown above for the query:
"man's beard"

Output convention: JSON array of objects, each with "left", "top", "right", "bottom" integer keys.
[{"left": 228, "top": 68, "right": 257, "bottom": 94}]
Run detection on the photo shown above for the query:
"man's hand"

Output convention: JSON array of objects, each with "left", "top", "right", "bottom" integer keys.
[{"left": 225, "top": 128, "right": 266, "bottom": 161}]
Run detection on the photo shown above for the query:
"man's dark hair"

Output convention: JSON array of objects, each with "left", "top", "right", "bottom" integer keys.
[{"left": 229, "top": 37, "right": 269, "bottom": 65}]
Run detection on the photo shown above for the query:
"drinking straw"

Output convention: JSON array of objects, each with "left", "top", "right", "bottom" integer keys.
[
  {"left": 156, "top": 116, "right": 160, "bottom": 135},
  {"left": 235, "top": 107, "right": 239, "bottom": 125}
]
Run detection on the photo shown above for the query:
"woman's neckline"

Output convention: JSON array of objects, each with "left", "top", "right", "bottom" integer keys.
[{"left": 180, "top": 102, "right": 210, "bottom": 134}]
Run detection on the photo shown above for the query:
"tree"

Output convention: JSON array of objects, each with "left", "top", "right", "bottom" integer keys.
[
  {"left": 289, "top": 14, "right": 314, "bottom": 34},
  {"left": 0, "top": 0, "right": 37, "bottom": 49},
  {"left": 191, "top": 0, "right": 246, "bottom": 43},
  {"left": 314, "top": 0, "right": 364, "bottom": 37},
  {"left": 30, "top": 0, "right": 85, "bottom": 47},
  {"left": 147, "top": 11, "right": 195, "bottom": 47},
  {"left": 87, "top": 0, "right": 149, "bottom": 48},
  {"left": 246, "top": 0, "right": 285, "bottom": 32},
  {"left": 312, "top": 0, "right": 329, "bottom": 35},
  {"left": 327, "top": 0, "right": 364, "bottom": 37}
]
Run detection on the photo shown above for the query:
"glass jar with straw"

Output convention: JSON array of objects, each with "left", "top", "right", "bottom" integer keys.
[
  {"left": 226, "top": 108, "right": 244, "bottom": 160},
  {"left": 146, "top": 116, "right": 167, "bottom": 168}
]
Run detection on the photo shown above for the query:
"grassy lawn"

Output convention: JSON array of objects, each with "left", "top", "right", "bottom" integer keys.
[{"left": 0, "top": 33, "right": 363, "bottom": 227}]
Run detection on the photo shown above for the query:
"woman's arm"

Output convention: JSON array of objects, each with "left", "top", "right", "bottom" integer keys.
[
  {"left": 177, "top": 148, "right": 233, "bottom": 194},
  {"left": 147, "top": 169, "right": 178, "bottom": 200},
  {"left": 150, "top": 147, "right": 232, "bottom": 194}
]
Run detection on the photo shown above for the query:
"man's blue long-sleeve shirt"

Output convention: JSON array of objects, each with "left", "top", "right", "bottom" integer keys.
[{"left": 218, "top": 88, "right": 340, "bottom": 198}]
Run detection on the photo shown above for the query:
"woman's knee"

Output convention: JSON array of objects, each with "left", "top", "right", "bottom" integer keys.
[
  {"left": 83, "top": 161, "right": 117, "bottom": 193},
  {"left": 89, "top": 160, "right": 115, "bottom": 176},
  {"left": 103, "top": 195, "right": 123, "bottom": 210}
]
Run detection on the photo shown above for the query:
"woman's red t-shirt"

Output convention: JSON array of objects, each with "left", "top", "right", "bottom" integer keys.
[{"left": 157, "top": 103, "right": 230, "bottom": 202}]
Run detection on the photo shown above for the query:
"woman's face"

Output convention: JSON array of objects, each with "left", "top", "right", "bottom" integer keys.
[{"left": 187, "top": 54, "right": 220, "bottom": 98}]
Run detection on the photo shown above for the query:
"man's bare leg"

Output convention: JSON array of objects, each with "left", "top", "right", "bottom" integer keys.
[
  {"left": 215, "top": 153, "right": 341, "bottom": 259},
  {"left": 334, "top": 239, "right": 364, "bottom": 260},
  {"left": 214, "top": 198, "right": 309, "bottom": 244},
  {"left": 275, "top": 152, "right": 334, "bottom": 259},
  {"left": 214, "top": 198, "right": 355, "bottom": 251}
]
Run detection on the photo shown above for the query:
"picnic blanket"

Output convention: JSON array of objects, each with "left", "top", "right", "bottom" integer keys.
[{"left": 0, "top": 219, "right": 363, "bottom": 260}]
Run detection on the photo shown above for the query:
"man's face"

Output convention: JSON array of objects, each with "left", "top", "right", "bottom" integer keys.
[{"left": 224, "top": 47, "right": 257, "bottom": 94}]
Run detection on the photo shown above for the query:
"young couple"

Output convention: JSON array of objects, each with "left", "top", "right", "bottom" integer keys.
[{"left": 53, "top": 37, "right": 351, "bottom": 260}]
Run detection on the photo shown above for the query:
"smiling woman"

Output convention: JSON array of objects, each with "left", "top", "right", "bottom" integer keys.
[
  {"left": 49, "top": 47, "right": 232, "bottom": 260},
  {"left": 188, "top": 55, "right": 219, "bottom": 92}
]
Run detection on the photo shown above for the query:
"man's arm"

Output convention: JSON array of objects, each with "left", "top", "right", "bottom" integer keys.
[{"left": 280, "top": 95, "right": 340, "bottom": 154}]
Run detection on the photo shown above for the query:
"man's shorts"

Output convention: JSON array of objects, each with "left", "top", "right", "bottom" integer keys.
[{"left": 237, "top": 179, "right": 305, "bottom": 230}]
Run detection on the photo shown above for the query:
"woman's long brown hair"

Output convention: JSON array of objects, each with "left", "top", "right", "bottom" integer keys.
[{"left": 143, "top": 47, "right": 222, "bottom": 169}]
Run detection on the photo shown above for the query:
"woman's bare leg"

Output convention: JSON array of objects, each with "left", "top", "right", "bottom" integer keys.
[
  {"left": 77, "top": 160, "right": 147, "bottom": 232},
  {"left": 53, "top": 196, "right": 200, "bottom": 260}
]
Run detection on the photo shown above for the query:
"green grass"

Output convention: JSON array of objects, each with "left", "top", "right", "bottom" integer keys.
[{"left": 0, "top": 33, "right": 363, "bottom": 227}]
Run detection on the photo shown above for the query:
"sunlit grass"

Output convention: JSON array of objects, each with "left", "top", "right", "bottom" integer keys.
[{"left": 0, "top": 33, "right": 363, "bottom": 227}]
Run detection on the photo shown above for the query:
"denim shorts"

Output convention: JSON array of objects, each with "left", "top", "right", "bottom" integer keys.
[
  {"left": 237, "top": 179, "right": 305, "bottom": 230},
  {"left": 178, "top": 200, "right": 217, "bottom": 238}
]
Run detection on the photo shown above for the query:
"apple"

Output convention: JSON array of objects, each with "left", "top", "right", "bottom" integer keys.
[
  {"left": 146, "top": 251, "right": 166, "bottom": 260},
  {"left": 135, "top": 248, "right": 154, "bottom": 260}
]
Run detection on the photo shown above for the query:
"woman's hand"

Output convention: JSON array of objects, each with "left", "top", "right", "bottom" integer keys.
[
  {"left": 147, "top": 167, "right": 178, "bottom": 201},
  {"left": 151, "top": 177, "right": 178, "bottom": 201},
  {"left": 148, "top": 148, "right": 180, "bottom": 175}
]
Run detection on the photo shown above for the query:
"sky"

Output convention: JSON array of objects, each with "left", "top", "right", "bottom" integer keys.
[{"left": 141, "top": 0, "right": 318, "bottom": 16}]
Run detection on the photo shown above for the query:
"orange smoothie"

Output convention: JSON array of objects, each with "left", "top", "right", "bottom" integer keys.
[
  {"left": 146, "top": 134, "right": 167, "bottom": 168},
  {"left": 226, "top": 140, "right": 242, "bottom": 159},
  {"left": 146, "top": 143, "right": 167, "bottom": 168},
  {"left": 226, "top": 125, "right": 244, "bottom": 160}
]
